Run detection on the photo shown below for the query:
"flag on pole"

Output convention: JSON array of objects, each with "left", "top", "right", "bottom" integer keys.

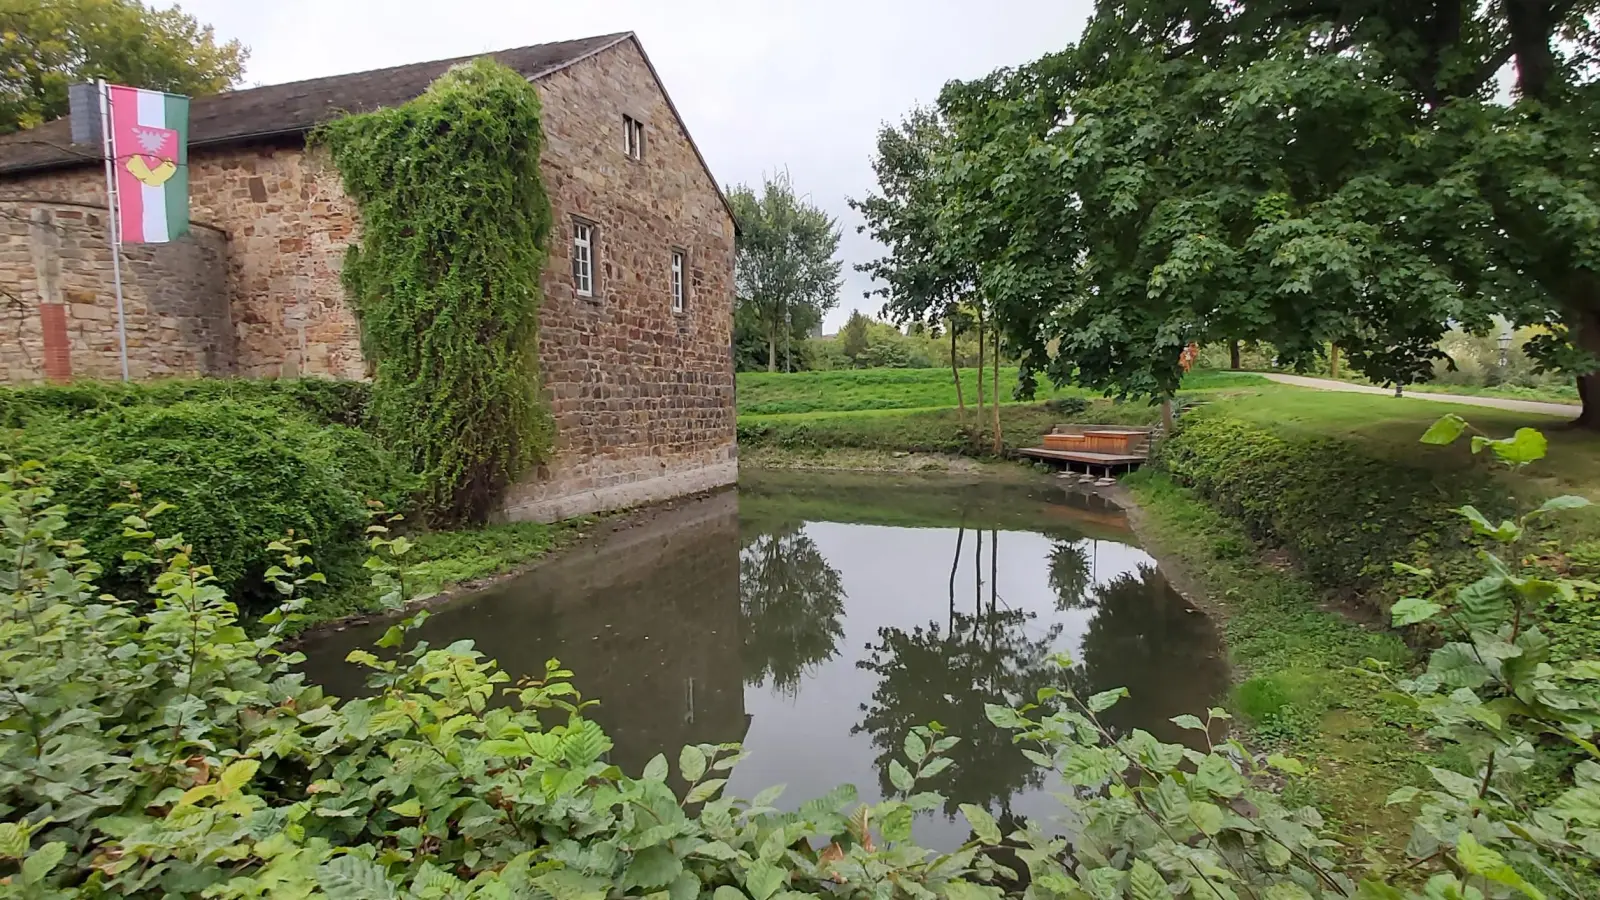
[{"left": 106, "top": 85, "right": 189, "bottom": 243}]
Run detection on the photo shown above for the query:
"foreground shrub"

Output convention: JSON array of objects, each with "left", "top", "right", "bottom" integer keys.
[
  {"left": 0, "top": 376, "right": 372, "bottom": 428},
  {"left": 0, "top": 419, "right": 1596, "bottom": 898},
  {"left": 0, "top": 399, "right": 412, "bottom": 607}
]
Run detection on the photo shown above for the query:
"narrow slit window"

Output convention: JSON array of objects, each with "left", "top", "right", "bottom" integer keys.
[
  {"left": 671, "top": 250, "right": 685, "bottom": 312},
  {"left": 623, "top": 115, "right": 645, "bottom": 160},
  {"left": 572, "top": 221, "right": 594, "bottom": 297}
]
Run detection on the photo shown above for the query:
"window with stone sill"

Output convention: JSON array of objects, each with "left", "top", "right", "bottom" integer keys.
[
  {"left": 671, "top": 249, "right": 686, "bottom": 313},
  {"left": 623, "top": 115, "right": 645, "bottom": 161},
  {"left": 572, "top": 220, "right": 595, "bottom": 297}
]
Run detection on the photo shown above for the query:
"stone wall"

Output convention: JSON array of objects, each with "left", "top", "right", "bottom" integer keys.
[
  {"left": 0, "top": 198, "right": 230, "bottom": 382},
  {"left": 501, "top": 38, "right": 740, "bottom": 521}
]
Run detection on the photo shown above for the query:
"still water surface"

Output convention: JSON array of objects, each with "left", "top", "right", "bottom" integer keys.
[{"left": 300, "top": 471, "right": 1228, "bottom": 846}]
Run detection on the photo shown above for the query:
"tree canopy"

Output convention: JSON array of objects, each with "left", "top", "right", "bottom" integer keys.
[
  {"left": 867, "top": 0, "right": 1600, "bottom": 425},
  {"left": 0, "top": 0, "right": 247, "bottom": 134},
  {"left": 729, "top": 172, "right": 843, "bottom": 372}
]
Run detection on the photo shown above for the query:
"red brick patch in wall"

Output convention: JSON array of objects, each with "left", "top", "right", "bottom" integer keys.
[{"left": 40, "top": 303, "right": 71, "bottom": 382}]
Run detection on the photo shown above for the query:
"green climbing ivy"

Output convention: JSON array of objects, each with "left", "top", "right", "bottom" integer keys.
[{"left": 318, "top": 58, "right": 554, "bottom": 524}]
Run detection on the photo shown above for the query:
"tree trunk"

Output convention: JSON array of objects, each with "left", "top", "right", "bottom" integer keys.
[
  {"left": 950, "top": 322, "right": 966, "bottom": 424},
  {"left": 1330, "top": 344, "right": 1340, "bottom": 379},
  {"left": 974, "top": 306, "right": 986, "bottom": 434},
  {"left": 1575, "top": 307, "right": 1600, "bottom": 429},
  {"left": 766, "top": 322, "right": 777, "bottom": 373},
  {"left": 1229, "top": 340, "right": 1241, "bottom": 370},
  {"left": 1161, "top": 397, "right": 1174, "bottom": 435},
  {"left": 991, "top": 325, "right": 1003, "bottom": 455}
]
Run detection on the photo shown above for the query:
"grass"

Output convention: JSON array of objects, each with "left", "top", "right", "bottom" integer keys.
[
  {"left": 1124, "top": 471, "right": 1455, "bottom": 854},
  {"left": 300, "top": 518, "right": 596, "bottom": 627},
  {"left": 735, "top": 367, "right": 1266, "bottom": 417}
]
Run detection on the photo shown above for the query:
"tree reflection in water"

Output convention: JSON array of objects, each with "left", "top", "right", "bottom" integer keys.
[
  {"left": 739, "top": 526, "right": 847, "bottom": 694},
  {"left": 1047, "top": 540, "right": 1093, "bottom": 611},
  {"left": 1068, "top": 563, "right": 1228, "bottom": 746},
  {"left": 856, "top": 528, "right": 1074, "bottom": 817}
]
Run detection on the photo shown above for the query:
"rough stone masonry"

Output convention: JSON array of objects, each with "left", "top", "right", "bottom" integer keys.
[{"left": 0, "top": 33, "right": 738, "bottom": 522}]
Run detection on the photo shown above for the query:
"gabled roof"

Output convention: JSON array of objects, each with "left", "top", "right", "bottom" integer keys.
[{"left": 0, "top": 32, "right": 737, "bottom": 226}]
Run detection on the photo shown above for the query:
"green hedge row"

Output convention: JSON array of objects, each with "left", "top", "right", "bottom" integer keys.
[
  {"left": 0, "top": 379, "right": 410, "bottom": 610},
  {"left": 1156, "top": 415, "right": 1514, "bottom": 607},
  {"left": 736, "top": 399, "right": 1095, "bottom": 456},
  {"left": 0, "top": 377, "right": 372, "bottom": 429}
]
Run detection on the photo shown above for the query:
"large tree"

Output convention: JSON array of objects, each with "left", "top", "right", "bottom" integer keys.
[
  {"left": 729, "top": 172, "right": 843, "bottom": 372},
  {"left": 933, "top": 0, "right": 1600, "bottom": 425},
  {"left": 0, "top": 0, "right": 247, "bottom": 134}
]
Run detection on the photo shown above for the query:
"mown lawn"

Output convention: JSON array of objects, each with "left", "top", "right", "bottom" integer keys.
[{"left": 735, "top": 367, "right": 1263, "bottom": 417}]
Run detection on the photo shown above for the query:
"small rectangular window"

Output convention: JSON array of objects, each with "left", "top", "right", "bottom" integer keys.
[
  {"left": 671, "top": 250, "right": 685, "bottom": 313},
  {"left": 623, "top": 115, "right": 644, "bottom": 160},
  {"left": 572, "top": 221, "right": 594, "bottom": 297}
]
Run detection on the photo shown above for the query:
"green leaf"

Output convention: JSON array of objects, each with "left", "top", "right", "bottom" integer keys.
[
  {"left": 1127, "top": 859, "right": 1168, "bottom": 900},
  {"left": 21, "top": 842, "right": 65, "bottom": 885},
  {"left": 1266, "top": 754, "right": 1306, "bottom": 776},
  {"left": 1170, "top": 714, "right": 1206, "bottom": 731},
  {"left": 693, "top": 841, "right": 738, "bottom": 861},
  {"left": 1420, "top": 414, "right": 1468, "bottom": 445},
  {"left": 1264, "top": 884, "right": 1312, "bottom": 900},
  {"left": 1428, "top": 767, "right": 1481, "bottom": 801},
  {"left": 218, "top": 758, "right": 260, "bottom": 797},
  {"left": 387, "top": 798, "right": 421, "bottom": 817},
  {"left": 1391, "top": 596, "right": 1442, "bottom": 627},
  {"left": 1456, "top": 833, "right": 1545, "bottom": 900},
  {"left": 625, "top": 845, "right": 684, "bottom": 890},
  {"left": 919, "top": 756, "right": 954, "bottom": 779},
  {"left": 1534, "top": 494, "right": 1591, "bottom": 515},
  {"left": 1088, "top": 687, "right": 1128, "bottom": 713},
  {"left": 1262, "top": 839, "right": 1293, "bottom": 869},
  {"left": 1386, "top": 786, "right": 1420, "bottom": 806},
  {"left": 904, "top": 730, "right": 928, "bottom": 764},
  {"left": 943, "top": 882, "right": 1003, "bottom": 900},
  {"left": 1483, "top": 428, "right": 1549, "bottom": 466},
  {"left": 744, "top": 860, "right": 786, "bottom": 900},
  {"left": 983, "top": 704, "right": 1026, "bottom": 729},
  {"left": 669, "top": 873, "right": 700, "bottom": 900},
  {"left": 714, "top": 886, "right": 749, "bottom": 900},
  {"left": 889, "top": 759, "right": 915, "bottom": 793},
  {"left": 643, "top": 753, "right": 669, "bottom": 782},
  {"left": 680, "top": 745, "right": 707, "bottom": 783},
  {"left": 1189, "top": 801, "right": 1225, "bottom": 836},
  {"left": 318, "top": 856, "right": 400, "bottom": 900},
  {"left": 0, "top": 822, "right": 29, "bottom": 858},
  {"left": 686, "top": 778, "right": 726, "bottom": 804},
  {"left": 535, "top": 870, "right": 610, "bottom": 900},
  {"left": 959, "top": 803, "right": 1002, "bottom": 844},
  {"left": 1193, "top": 754, "right": 1244, "bottom": 798},
  {"left": 880, "top": 803, "right": 913, "bottom": 843},
  {"left": 751, "top": 784, "right": 785, "bottom": 808}
]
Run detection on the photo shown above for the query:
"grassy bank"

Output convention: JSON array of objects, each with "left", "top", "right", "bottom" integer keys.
[
  {"left": 300, "top": 517, "right": 597, "bottom": 627},
  {"left": 1124, "top": 471, "right": 1451, "bottom": 853}
]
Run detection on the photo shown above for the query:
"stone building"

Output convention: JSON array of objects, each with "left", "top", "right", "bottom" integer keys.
[{"left": 0, "top": 33, "right": 738, "bottom": 521}]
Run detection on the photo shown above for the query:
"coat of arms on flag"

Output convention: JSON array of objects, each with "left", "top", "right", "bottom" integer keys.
[{"left": 107, "top": 85, "right": 190, "bottom": 243}]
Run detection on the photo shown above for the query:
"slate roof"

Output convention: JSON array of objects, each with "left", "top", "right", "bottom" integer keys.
[{"left": 0, "top": 32, "right": 632, "bottom": 174}]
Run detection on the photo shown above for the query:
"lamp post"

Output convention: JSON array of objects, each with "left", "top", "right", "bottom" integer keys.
[{"left": 1498, "top": 330, "right": 1514, "bottom": 368}]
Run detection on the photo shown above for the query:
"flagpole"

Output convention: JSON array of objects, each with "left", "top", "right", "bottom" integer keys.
[{"left": 97, "top": 79, "right": 130, "bottom": 382}]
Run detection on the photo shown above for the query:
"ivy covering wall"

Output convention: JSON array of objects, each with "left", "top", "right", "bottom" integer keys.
[{"left": 319, "top": 59, "right": 554, "bottom": 524}]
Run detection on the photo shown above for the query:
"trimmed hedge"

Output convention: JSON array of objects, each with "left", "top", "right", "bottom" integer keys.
[
  {"left": 0, "top": 382, "right": 410, "bottom": 609},
  {"left": 736, "top": 398, "right": 1114, "bottom": 457},
  {"left": 1156, "top": 415, "right": 1515, "bottom": 607},
  {"left": 0, "top": 377, "right": 372, "bottom": 428}
]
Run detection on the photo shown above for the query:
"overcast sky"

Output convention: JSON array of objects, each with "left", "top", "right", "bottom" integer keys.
[{"left": 177, "top": 0, "right": 1094, "bottom": 330}]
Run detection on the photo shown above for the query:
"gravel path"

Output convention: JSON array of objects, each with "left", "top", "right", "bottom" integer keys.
[{"left": 1257, "top": 373, "right": 1581, "bottom": 419}]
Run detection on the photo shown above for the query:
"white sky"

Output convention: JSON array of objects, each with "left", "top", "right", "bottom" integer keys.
[{"left": 176, "top": 0, "right": 1094, "bottom": 330}]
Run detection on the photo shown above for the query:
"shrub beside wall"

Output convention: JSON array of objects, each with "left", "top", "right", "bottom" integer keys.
[{"left": 0, "top": 382, "right": 411, "bottom": 609}]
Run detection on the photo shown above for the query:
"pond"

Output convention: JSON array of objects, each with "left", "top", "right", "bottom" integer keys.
[{"left": 299, "top": 469, "right": 1229, "bottom": 847}]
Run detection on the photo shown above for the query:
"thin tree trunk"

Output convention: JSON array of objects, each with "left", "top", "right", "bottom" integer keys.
[
  {"left": 949, "top": 521, "right": 965, "bottom": 632},
  {"left": 1229, "top": 340, "right": 1241, "bottom": 370},
  {"left": 974, "top": 527, "right": 983, "bottom": 621},
  {"left": 1330, "top": 344, "right": 1340, "bottom": 379},
  {"left": 766, "top": 327, "right": 777, "bottom": 373},
  {"left": 991, "top": 324, "right": 1003, "bottom": 455},
  {"left": 1161, "top": 397, "right": 1174, "bottom": 434},
  {"left": 950, "top": 321, "right": 966, "bottom": 424},
  {"left": 990, "top": 529, "right": 997, "bottom": 616},
  {"left": 975, "top": 305, "right": 986, "bottom": 438}
]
